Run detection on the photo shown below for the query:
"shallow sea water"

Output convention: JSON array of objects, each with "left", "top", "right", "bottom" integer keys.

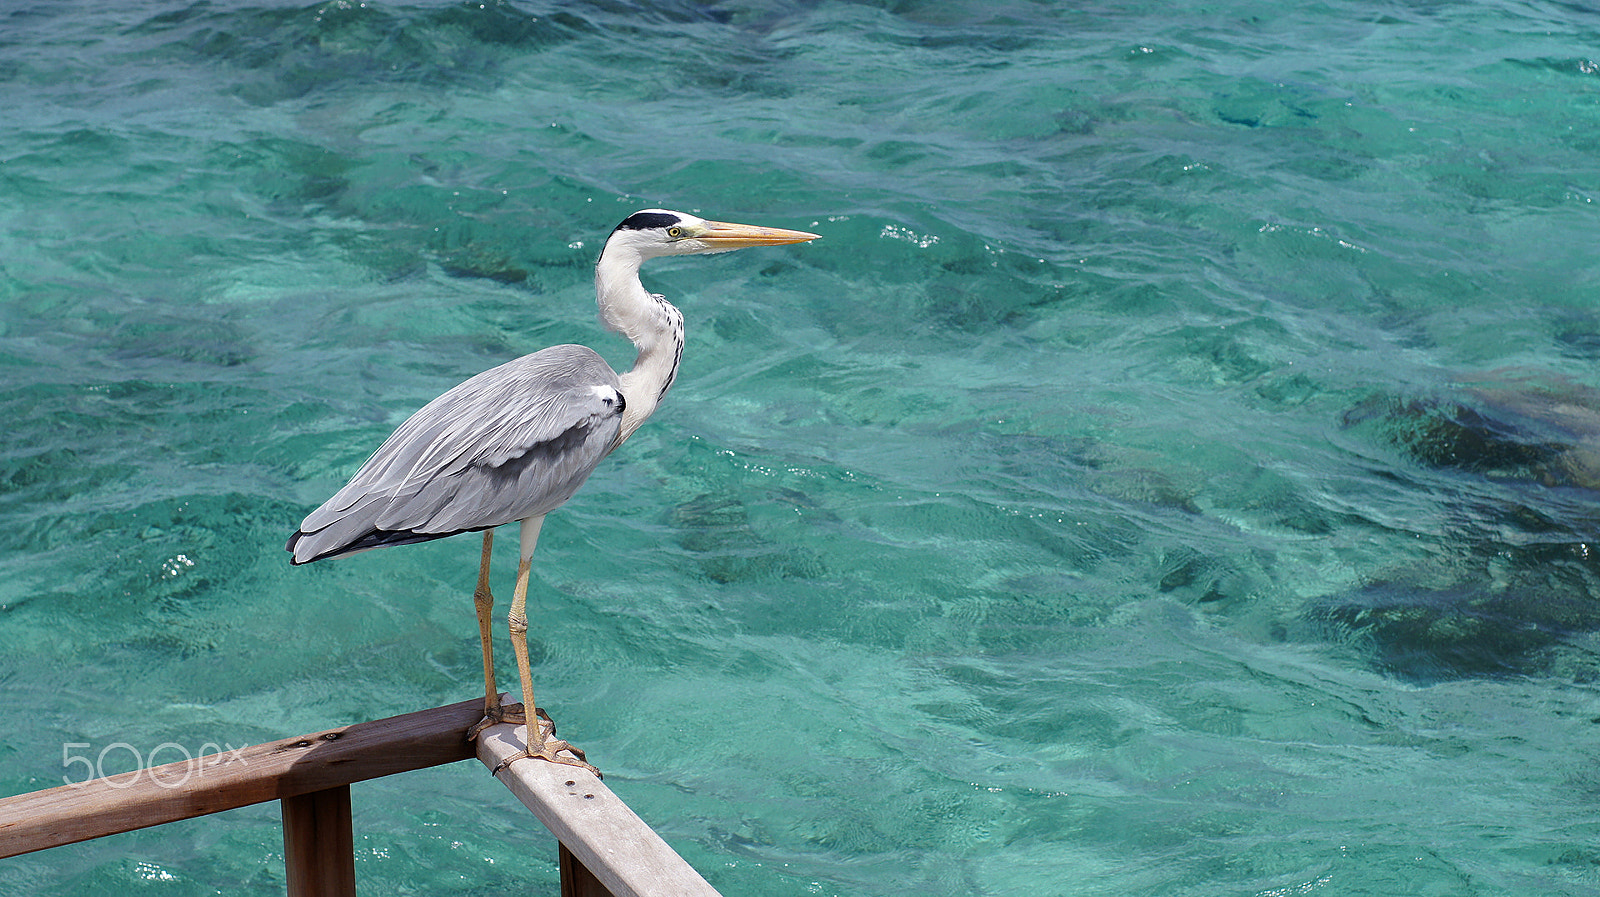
[{"left": 3, "top": 0, "right": 1600, "bottom": 894}]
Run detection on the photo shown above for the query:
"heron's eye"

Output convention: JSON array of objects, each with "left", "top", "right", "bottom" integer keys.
[{"left": 667, "top": 226, "right": 683, "bottom": 238}]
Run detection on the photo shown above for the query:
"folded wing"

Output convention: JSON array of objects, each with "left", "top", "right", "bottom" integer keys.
[{"left": 287, "top": 345, "right": 625, "bottom": 564}]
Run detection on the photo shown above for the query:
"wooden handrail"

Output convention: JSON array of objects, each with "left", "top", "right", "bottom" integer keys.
[
  {"left": 477, "top": 724, "right": 721, "bottom": 897},
  {"left": 0, "top": 699, "right": 480, "bottom": 859},
  {"left": 0, "top": 699, "right": 724, "bottom": 897}
]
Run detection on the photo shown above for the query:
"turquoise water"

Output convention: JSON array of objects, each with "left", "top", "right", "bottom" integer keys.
[{"left": 4, "top": 0, "right": 1600, "bottom": 893}]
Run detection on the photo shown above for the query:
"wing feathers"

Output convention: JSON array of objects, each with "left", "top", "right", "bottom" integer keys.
[{"left": 289, "top": 345, "right": 625, "bottom": 564}]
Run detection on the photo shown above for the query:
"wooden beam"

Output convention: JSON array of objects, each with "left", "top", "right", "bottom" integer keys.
[
  {"left": 476, "top": 723, "right": 722, "bottom": 897},
  {"left": 283, "top": 785, "right": 356, "bottom": 897},
  {"left": 0, "top": 699, "right": 481, "bottom": 859}
]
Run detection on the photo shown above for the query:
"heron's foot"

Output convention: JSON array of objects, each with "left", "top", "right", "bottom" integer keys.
[
  {"left": 468, "top": 700, "right": 527, "bottom": 740},
  {"left": 492, "top": 709, "right": 602, "bottom": 779}
]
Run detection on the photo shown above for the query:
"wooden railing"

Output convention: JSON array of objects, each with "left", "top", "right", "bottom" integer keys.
[{"left": 0, "top": 698, "right": 721, "bottom": 897}]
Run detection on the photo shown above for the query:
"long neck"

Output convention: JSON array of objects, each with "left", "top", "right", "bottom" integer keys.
[{"left": 595, "top": 243, "right": 684, "bottom": 445}]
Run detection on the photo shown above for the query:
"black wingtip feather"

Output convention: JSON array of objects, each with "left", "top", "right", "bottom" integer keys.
[{"left": 287, "top": 525, "right": 489, "bottom": 564}]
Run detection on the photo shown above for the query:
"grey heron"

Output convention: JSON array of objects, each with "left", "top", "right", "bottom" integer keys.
[{"left": 286, "top": 209, "right": 820, "bottom": 775}]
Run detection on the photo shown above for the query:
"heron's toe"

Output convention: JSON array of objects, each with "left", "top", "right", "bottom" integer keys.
[
  {"left": 491, "top": 713, "right": 601, "bottom": 778},
  {"left": 468, "top": 700, "right": 527, "bottom": 740}
]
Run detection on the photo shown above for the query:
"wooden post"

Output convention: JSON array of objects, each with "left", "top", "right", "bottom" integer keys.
[
  {"left": 283, "top": 785, "right": 357, "bottom": 897},
  {"left": 560, "top": 842, "right": 614, "bottom": 897}
]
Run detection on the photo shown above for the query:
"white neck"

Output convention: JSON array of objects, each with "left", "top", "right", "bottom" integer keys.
[{"left": 595, "top": 242, "right": 684, "bottom": 445}]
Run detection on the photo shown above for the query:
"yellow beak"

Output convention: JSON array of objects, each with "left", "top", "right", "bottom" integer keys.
[{"left": 696, "top": 220, "right": 821, "bottom": 248}]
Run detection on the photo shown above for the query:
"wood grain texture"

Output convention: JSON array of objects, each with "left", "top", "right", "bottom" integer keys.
[
  {"left": 476, "top": 722, "right": 722, "bottom": 897},
  {"left": 283, "top": 785, "right": 356, "bottom": 897},
  {"left": 561, "top": 841, "right": 615, "bottom": 897},
  {"left": 0, "top": 698, "right": 481, "bottom": 858}
]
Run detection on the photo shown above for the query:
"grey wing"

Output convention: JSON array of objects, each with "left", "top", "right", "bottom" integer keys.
[{"left": 288, "top": 345, "right": 625, "bottom": 564}]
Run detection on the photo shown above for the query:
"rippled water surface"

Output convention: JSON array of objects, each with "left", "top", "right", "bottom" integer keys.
[{"left": 4, "top": 1, "right": 1600, "bottom": 894}]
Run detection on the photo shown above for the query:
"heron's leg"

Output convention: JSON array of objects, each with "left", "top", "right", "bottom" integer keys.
[
  {"left": 507, "top": 555, "right": 538, "bottom": 739},
  {"left": 468, "top": 530, "right": 522, "bottom": 739},
  {"left": 496, "top": 516, "right": 600, "bottom": 777}
]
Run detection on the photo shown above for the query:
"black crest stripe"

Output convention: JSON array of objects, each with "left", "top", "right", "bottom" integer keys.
[{"left": 614, "top": 211, "right": 682, "bottom": 233}]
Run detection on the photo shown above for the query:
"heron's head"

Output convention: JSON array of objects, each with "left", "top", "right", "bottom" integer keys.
[{"left": 606, "top": 209, "right": 819, "bottom": 260}]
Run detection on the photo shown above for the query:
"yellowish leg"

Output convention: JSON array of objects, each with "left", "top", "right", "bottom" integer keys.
[
  {"left": 507, "top": 556, "right": 538, "bottom": 741},
  {"left": 495, "top": 516, "right": 600, "bottom": 777},
  {"left": 468, "top": 530, "right": 523, "bottom": 739}
]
